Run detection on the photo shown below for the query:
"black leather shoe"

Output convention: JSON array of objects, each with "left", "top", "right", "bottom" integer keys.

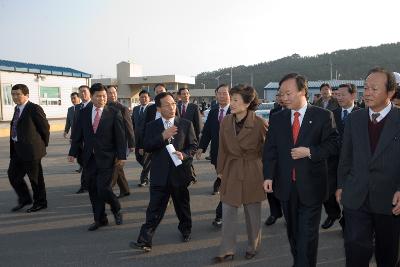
[
  {"left": 11, "top": 200, "right": 32, "bottom": 212},
  {"left": 205, "top": 156, "right": 211, "bottom": 161},
  {"left": 245, "top": 251, "right": 257, "bottom": 260},
  {"left": 26, "top": 204, "right": 47, "bottom": 213},
  {"left": 117, "top": 192, "right": 130, "bottom": 199},
  {"left": 138, "top": 182, "right": 148, "bottom": 187},
  {"left": 129, "top": 241, "right": 152, "bottom": 252},
  {"left": 212, "top": 218, "right": 222, "bottom": 228},
  {"left": 76, "top": 188, "right": 87, "bottom": 194},
  {"left": 113, "top": 211, "right": 123, "bottom": 225},
  {"left": 265, "top": 215, "right": 281, "bottom": 226},
  {"left": 213, "top": 254, "right": 234, "bottom": 263},
  {"left": 321, "top": 216, "right": 338, "bottom": 229},
  {"left": 182, "top": 233, "right": 191, "bottom": 242},
  {"left": 88, "top": 219, "right": 108, "bottom": 231}
]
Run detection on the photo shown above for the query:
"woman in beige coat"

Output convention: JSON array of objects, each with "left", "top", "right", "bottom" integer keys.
[{"left": 214, "top": 85, "right": 267, "bottom": 263}]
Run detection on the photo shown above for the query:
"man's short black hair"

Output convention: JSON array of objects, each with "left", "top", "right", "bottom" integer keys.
[
  {"left": 366, "top": 67, "right": 397, "bottom": 92},
  {"left": 139, "top": 90, "right": 149, "bottom": 97},
  {"left": 106, "top": 85, "right": 117, "bottom": 91},
  {"left": 70, "top": 92, "right": 79, "bottom": 98},
  {"left": 90, "top": 83, "right": 107, "bottom": 95},
  {"left": 78, "top": 85, "right": 90, "bottom": 91},
  {"left": 319, "top": 83, "right": 331, "bottom": 91},
  {"left": 178, "top": 87, "right": 189, "bottom": 95},
  {"left": 215, "top": 84, "right": 229, "bottom": 94},
  {"left": 155, "top": 92, "right": 174, "bottom": 107},
  {"left": 279, "top": 73, "right": 308, "bottom": 98},
  {"left": 11, "top": 84, "right": 29, "bottom": 95},
  {"left": 153, "top": 83, "right": 166, "bottom": 91},
  {"left": 338, "top": 83, "right": 357, "bottom": 94}
]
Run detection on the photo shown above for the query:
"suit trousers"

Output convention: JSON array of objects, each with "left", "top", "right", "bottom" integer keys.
[
  {"left": 8, "top": 152, "right": 47, "bottom": 206},
  {"left": 139, "top": 152, "right": 151, "bottom": 184},
  {"left": 267, "top": 192, "right": 283, "bottom": 218},
  {"left": 76, "top": 146, "right": 87, "bottom": 190},
  {"left": 343, "top": 201, "right": 400, "bottom": 267},
  {"left": 85, "top": 156, "right": 121, "bottom": 222},
  {"left": 137, "top": 183, "right": 192, "bottom": 246},
  {"left": 111, "top": 162, "right": 130, "bottom": 195},
  {"left": 219, "top": 202, "right": 262, "bottom": 256},
  {"left": 281, "top": 182, "right": 322, "bottom": 267},
  {"left": 323, "top": 193, "right": 341, "bottom": 219}
]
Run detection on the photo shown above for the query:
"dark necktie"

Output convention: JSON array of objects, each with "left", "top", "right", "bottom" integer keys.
[
  {"left": 371, "top": 113, "right": 380, "bottom": 124},
  {"left": 342, "top": 110, "right": 348, "bottom": 122},
  {"left": 11, "top": 107, "right": 20, "bottom": 139},
  {"left": 292, "top": 112, "right": 300, "bottom": 181},
  {"left": 218, "top": 108, "right": 224, "bottom": 123},
  {"left": 139, "top": 106, "right": 144, "bottom": 118},
  {"left": 181, "top": 105, "right": 186, "bottom": 116}
]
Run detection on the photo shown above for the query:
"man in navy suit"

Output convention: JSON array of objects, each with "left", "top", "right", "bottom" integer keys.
[
  {"left": 8, "top": 84, "right": 50, "bottom": 213},
  {"left": 131, "top": 92, "right": 197, "bottom": 252},
  {"left": 63, "top": 92, "right": 81, "bottom": 139},
  {"left": 196, "top": 84, "right": 230, "bottom": 227},
  {"left": 263, "top": 73, "right": 339, "bottom": 266},
  {"left": 68, "top": 83, "right": 126, "bottom": 231}
]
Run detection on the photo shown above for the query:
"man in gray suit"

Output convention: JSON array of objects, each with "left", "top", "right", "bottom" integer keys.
[
  {"left": 336, "top": 67, "right": 400, "bottom": 267},
  {"left": 63, "top": 92, "right": 81, "bottom": 139},
  {"left": 132, "top": 90, "right": 151, "bottom": 186},
  {"left": 314, "top": 83, "right": 339, "bottom": 111}
]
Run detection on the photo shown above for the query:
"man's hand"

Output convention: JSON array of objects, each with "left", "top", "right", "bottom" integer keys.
[
  {"left": 291, "top": 147, "right": 310, "bottom": 160},
  {"left": 263, "top": 180, "right": 273, "bottom": 193},
  {"left": 128, "top": 147, "right": 134, "bottom": 153},
  {"left": 335, "top": 189, "right": 342, "bottom": 204},
  {"left": 138, "top": 149, "right": 144, "bottom": 156},
  {"left": 392, "top": 191, "right": 400, "bottom": 215},
  {"left": 63, "top": 132, "right": 68, "bottom": 139},
  {"left": 195, "top": 148, "right": 203, "bottom": 160},
  {"left": 115, "top": 159, "right": 126, "bottom": 167},
  {"left": 67, "top": 156, "right": 75, "bottom": 163},
  {"left": 173, "top": 151, "right": 184, "bottom": 160},
  {"left": 162, "top": 126, "right": 178, "bottom": 141}
]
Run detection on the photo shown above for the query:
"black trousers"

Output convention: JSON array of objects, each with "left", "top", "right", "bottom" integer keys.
[
  {"left": 138, "top": 152, "right": 151, "bottom": 184},
  {"left": 267, "top": 192, "right": 283, "bottom": 218},
  {"left": 344, "top": 201, "right": 400, "bottom": 267},
  {"left": 281, "top": 182, "right": 322, "bottom": 267},
  {"left": 85, "top": 156, "right": 121, "bottom": 222},
  {"left": 111, "top": 163, "right": 130, "bottom": 195},
  {"left": 8, "top": 154, "right": 46, "bottom": 206},
  {"left": 77, "top": 146, "right": 87, "bottom": 190},
  {"left": 323, "top": 193, "right": 341, "bottom": 219},
  {"left": 137, "top": 183, "right": 192, "bottom": 246}
]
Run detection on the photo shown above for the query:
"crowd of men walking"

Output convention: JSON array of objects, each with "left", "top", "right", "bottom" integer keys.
[{"left": 6, "top": 67, "right": 400, "bottom": 267}]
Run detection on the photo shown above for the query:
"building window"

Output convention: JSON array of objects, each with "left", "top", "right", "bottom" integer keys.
[
  {"left": 40, "top": 86, "right": 61, "bottom": 105},
  {"left": 2, "top": 84, "right": 12, "bottom": 106}
]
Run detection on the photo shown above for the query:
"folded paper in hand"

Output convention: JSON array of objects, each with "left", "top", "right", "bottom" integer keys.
[{"left": 166, "top": 144, "right": 182, "bottom": 166}]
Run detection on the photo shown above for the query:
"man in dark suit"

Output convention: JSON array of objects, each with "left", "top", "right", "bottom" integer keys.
[
  {"left": 265, "top": 91, "right": 284, "bottom": 226},
  {"left": 106, "top": 85, "right": 135, "bottom": 198},
  {"left": 8, "top": 84, "right": 50, "bottom": 213},
  {"left": 136, "top": 84, "right": 167, "bottom": 187},
  {"left": 196, "top": 84, "right": 230, "bottom": 227},
  {"left": 263, "top": 73, "right": 339, "bottom": 267},
  {"left": 132, "top": 90, "right": 151, "bottom": 186},
  {"left": 72, "top": 85, "right": 92, "bottom": 194},
  {"left": 314, "top": 83, "right": 339, "bottom": 111},
  {"left": 131, "top": 92, "right": 197, "bottom": 252},
  {"left": 68, "top": 83, "right": 126, "bottom": 231},
  {"left": 63, "top": 92, "right": 81, "bottom": 139},
  {"left": 336, "top": 68, "right": 400, "bottom": 267},
  {"left": 321, "top": 83, "right": 360, "bottom": 230}
]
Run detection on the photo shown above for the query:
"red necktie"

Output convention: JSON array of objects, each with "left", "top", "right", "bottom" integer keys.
[
  {"left": 181, "top": 104, "right": 186, "bottom": 116},
  {"left": 93, "top": 108, "right": 101, "bottom": 133},
  {"left": 292, "top": 112, "right": 300, "bottom": 181}
]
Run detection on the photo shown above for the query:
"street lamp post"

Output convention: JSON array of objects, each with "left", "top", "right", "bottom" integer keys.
[
  {"left": 200, "top": 83, "right": 206, "bottom": 89},
  {"left": 215, "top": 72, "right": 230, "bottom": 87}
]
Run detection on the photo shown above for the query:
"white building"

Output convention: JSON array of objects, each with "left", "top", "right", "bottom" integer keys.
[
  {"left": 92, "top": 61, "right": 195, "bottom": 107},
  {"left": 0, "top": 59, "right": 91, "bottom": 121}
]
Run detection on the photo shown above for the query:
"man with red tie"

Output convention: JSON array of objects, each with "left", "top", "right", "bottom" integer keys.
[
  {"left": 263, "top": 73, "right": 339, "bottom": 266},
  {"left": 68, "top": 83, "right": 127, "bottom": 231}
]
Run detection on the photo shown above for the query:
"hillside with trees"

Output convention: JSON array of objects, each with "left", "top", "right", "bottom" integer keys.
[{"left": 194, "top": 42, "right": 400, "bottom": 97}]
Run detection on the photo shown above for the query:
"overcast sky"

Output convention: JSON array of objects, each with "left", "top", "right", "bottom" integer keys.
[{"left": 1, "top": 0, "right": 399, "bottom": 78}]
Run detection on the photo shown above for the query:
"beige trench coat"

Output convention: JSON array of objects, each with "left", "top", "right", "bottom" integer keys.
[{"left": 217, "top": 111, "right": 267, "bottom": 207}]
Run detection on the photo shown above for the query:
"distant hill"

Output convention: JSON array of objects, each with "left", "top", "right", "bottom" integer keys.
[{"left": 194, "top": 42, "right": 400, "bottom": 97}]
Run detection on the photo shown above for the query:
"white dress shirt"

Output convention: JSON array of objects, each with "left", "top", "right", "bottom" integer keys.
[
  {"left": 291, "top": 102, "right": 308, "bottom": 126},
  {"left": 368, "top": 102, "right": 392, "bottom": 123},
  {"left": 341, "top": 104, "right": 355, "bottom": 119},
  {"left": 219, "top": 104, "right": 230, "bottom": 117},
  {"left": 162, "top": 117, "right": 175, "bottom": 129}
]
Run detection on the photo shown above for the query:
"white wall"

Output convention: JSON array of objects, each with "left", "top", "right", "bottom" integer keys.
[{"left": 0, "top": 71, "right": 89, "bottom": 121}]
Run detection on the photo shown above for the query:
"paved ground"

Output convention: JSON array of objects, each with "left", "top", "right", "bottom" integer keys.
[{"left": 0, "top": 133, "right": 350, "bottom": 266}]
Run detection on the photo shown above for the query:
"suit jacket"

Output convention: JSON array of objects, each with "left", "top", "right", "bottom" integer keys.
[
  {"left": 177, "top": 102, "right": 203, "bottom": 139},
  {"left": 132, "top": 104, "right": 148, "bottom": 148},
  {"left": 217, "top": 111, "right": 267, "bottom": 207},
  {"left": 69, "top": 102, "right": 126, "bottom": 169},
  {"left": 199, "top": 106, "right": 231, "bottom": 166},
  {"left": 144, "top": 117, "right": 197, "bottom": 187},
  {"left": 64, "top": 105, "right": 75, "bottom": 134},
  {"left": 332, "top": 106, "right": 361, "bottom": 141},
  {"left": 107, "top": 101, "right": 135, "bottom": 148},
  {"left": 263, "top": 105, "right": 339, "bottom": 206},
  {"left": 270, "top": 106, "right": 284, "bottom": 116},
  {"left": 315, "top": 97, "right": 339, "bottom": 111},
  {"left": 10, "top": 101, "right": 50, "bottom": 161},
  {"left": 338, "top": 106, "right": 400, "bottom": 215}
]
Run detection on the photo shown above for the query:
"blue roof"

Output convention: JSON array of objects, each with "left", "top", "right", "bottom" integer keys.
[
  {"left": 264, "top": 80, "right": 364, "bottom": 90},
  {"left": 0, "top": 59, "right": 91, "bottom": 78}
]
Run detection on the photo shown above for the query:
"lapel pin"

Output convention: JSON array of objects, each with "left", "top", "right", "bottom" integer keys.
[{"left": 309, "top": 120, "right": 312, "bottom": 124}]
